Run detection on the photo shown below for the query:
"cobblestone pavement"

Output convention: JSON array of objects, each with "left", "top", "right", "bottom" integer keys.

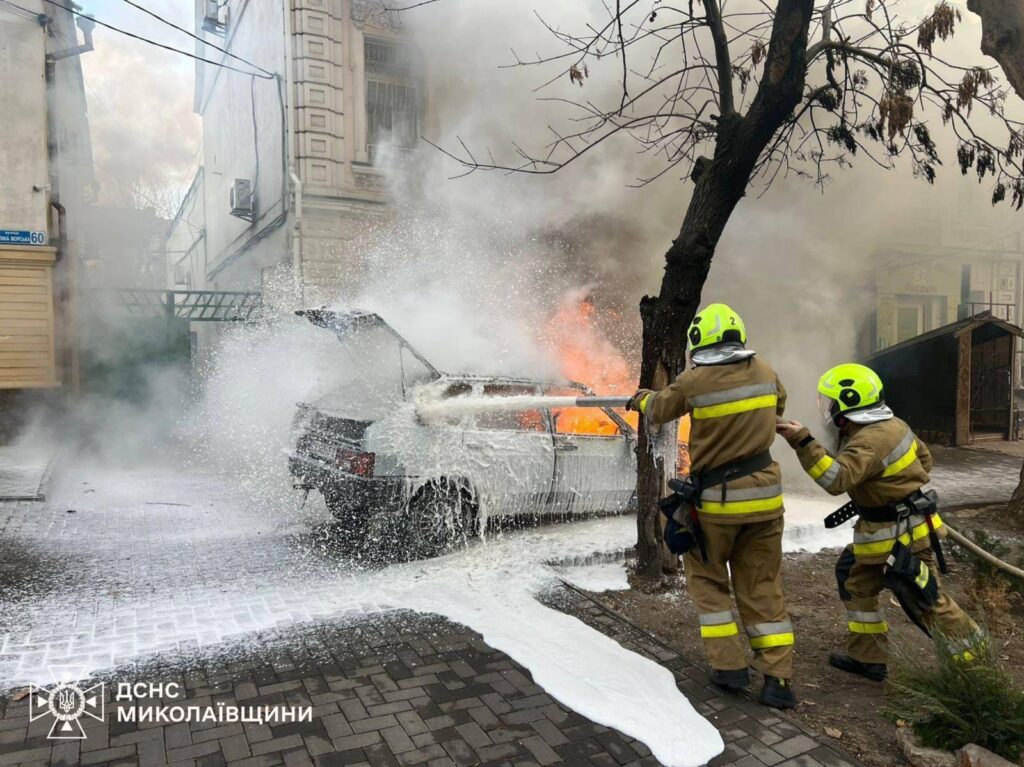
[{"left": 0, "top": 600, "right": 858, "bottom": 767}]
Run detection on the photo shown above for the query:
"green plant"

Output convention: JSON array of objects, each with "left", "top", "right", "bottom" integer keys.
[
  {"left": 962, "top": 528, "right": 1024, "bottom": 596},
  {"left": 885, "top": 634, "right": 1024, "bottom": 761}
]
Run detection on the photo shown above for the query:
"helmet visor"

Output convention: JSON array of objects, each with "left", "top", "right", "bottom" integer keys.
[{"left": 817, "top": 393, "right": 837, "bottom": 424}]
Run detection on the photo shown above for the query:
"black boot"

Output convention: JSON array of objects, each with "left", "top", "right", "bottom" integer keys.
[
  {"left": 828, "top": 652, "right": 887, "bottom": 682},
  {"left": 759, "top": 676, "right": 796, "bottom": 709},
  {"left": 710, "top": 667, "right": 750, "bottom": 691}
]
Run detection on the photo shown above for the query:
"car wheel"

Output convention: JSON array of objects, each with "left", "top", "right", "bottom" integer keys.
[{"left": 405, "top": 478, "right": 476, "bottom": 559}]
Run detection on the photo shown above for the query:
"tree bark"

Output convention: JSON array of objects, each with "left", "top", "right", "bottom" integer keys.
[
  {"left": 1007, "top": 458, "right": 1024, "bottom": 526},
  {"left": 967, "top": 0, "right": 1024, "bottom": 101},
  {"left": 634, "top": 0, "right": 816, "bottom": 575}
]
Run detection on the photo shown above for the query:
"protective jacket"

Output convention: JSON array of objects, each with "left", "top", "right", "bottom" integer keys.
[
  {"left": 643, "top": 355, "right": 786, "bottom": 525},
  {"left": 786, "top": 417, "right": 943, "bottom": 564},
  {"left": 786, "top": 416, "right": 980, "bottom": 664}
]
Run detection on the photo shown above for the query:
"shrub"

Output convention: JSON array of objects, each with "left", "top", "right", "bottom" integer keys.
[{"left": 885, "top": 634, "right": 1024, "bottom": 761}]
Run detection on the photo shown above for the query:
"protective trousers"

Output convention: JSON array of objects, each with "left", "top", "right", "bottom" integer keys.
[
  {"left": 684, "top": 515, "right": 794, "bottom": 678},
  {"left": 835, "top": 544, "right": 981, "bottom": 663}
]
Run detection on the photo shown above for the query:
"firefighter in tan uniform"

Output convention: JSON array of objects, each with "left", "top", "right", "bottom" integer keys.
[
  {"left": 627, "top": 303, "right": 796, "bottom": 710},
  {"left": 777, "top": 363, "right": 983, "bottom": 681}
]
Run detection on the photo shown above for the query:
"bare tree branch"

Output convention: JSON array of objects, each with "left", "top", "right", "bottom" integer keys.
[{"left": 703, "top": 0, "right": 736, "bottom": 114}]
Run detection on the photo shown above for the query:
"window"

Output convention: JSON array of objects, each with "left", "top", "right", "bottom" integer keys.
[
  {"left": 551, "top": 407, "right": 622, "bottom": 437},
  {"left": 365, "top": 39, "right": 420, "bottom": 164},
  {"left": 475, "top": 385, "right": 547, "bottom": 433},
  {"left": 545, "top": 387, "right": 623, "bottom": 437}
]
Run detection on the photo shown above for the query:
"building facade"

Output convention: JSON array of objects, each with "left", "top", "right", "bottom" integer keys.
[
  {"left": 868, "top": 184, "right": 1024, "bottom": 353},
  {"left": 862, "top": 194, "right": 1024, "bottom": 443},
  {"left": 167, "top": 0, "right": 426, "bottom": 306},
  {"left": 0, "top": 2, "right": 93, "bottom": 409},
  {"left": 874, "top": 242, "right": 1024, "bottom": 350}
]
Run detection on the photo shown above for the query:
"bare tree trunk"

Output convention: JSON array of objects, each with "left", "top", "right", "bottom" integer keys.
[
  {"left": 967, "top": 0, "right": 1024, "bottom": 100},
  {"left": 634, "top": 0, "right": 815, "bottom": 575},
  {"left": 1008, "top": 459, "right": 1024, "bottom": 526}
]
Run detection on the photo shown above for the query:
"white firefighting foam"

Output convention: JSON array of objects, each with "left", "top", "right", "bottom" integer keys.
[
  {"left": 0, "top": 463, "right": 730, "bottom": 767},
  {"left": 367, "top": 395, "right": 636, "bottom": 532}
]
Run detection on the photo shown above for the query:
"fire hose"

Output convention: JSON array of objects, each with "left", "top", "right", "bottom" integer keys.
[{"left": 943, "top": 523, "right": 1024, "bottom": 580}]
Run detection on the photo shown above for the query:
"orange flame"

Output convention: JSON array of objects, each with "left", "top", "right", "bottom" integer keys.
[{"left": 540, "top": 290, "right": 691, "bottom": 475}]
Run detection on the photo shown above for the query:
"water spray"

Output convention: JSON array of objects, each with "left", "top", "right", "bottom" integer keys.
[{"left": 415, "top": 393, "right": 631, "bottom": 424}]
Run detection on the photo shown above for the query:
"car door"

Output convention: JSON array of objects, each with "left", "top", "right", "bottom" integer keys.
[
  {"left": 459, "top": 383, "right": 556, "bottom": 519},
  {"left": 548, "top": 395, "right": 636, "bottom": 514}
]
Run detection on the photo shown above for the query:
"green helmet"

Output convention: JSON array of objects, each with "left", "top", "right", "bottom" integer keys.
[
  {"left": 817, "top": 363, "right": 884, "bottom": 419},
  {"left": 688, "top": 303, "right": 746, "bottom": 351}
]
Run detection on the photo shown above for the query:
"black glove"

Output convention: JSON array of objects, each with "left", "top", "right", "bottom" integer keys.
[{"left": 626, "top": 389, "right": 653, "bottom": 412}]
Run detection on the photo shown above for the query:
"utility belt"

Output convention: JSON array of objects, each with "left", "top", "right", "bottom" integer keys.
[
  {"left": 826, "top": 488, "right": 948, "bottom": 574},
  {"left": 658, "top": 450, "right": 774, "bottom": 561},
  {"left": 829, "top": 488, "right": 948, "bottom": 635},
  {"left": 824, "top": 488, "right": 939, "bottom": 527}
]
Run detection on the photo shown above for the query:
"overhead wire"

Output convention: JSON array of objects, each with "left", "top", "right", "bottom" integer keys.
[
  {"left": 114, "top": 0, "right": 274, "bottom": 78},
  {"left": 876, "top": 228, "right": 1024, "bottom": 272},
  {"left": 34, "top": 0, "right": 274, "bottom": 79}
]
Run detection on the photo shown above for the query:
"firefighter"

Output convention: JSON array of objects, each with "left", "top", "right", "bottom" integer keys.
[
  {"left": 627, "top": 303, "right": 796, "bottom": 710},
  {"left": 776, "top": 363, "right": 984, "bottom": 681}
]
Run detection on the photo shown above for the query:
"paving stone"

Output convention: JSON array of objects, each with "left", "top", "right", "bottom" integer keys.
[
  {"left": 521, "top": 735, "right": 561, "bottom": 766},
  {"left": 776, "top": 756, "right": 826, "bottom": 767},
  {"left": 735, "top": 736, "right": 785, "bottom": 766},
  {"left": 333, "top": 732, "right": 383, "bottom": 752},
  {"left": 79, "top": 745, "right": 138, "bottom": 765},
  {"left": 773, "top": 735, "right": 820, "bottom": 759},
  {"left": 453, "top": 722, "right": 491, "bottom": 750},
  {"left": 352, "top": 715, "right": 400, "bottom": 735},
  {"left": 252, "top": 735, "right": 307, "bottom": 756},
  {"left": 222, "top": 734, "right": 253, "bottom": 761},
  {"left": 381, "top": 726, "right": 416, "bottom": 754}
]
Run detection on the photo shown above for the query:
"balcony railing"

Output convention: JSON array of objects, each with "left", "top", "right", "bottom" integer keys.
[{"left": 959, "top": 302, "right": 1017, "bottom": 322}]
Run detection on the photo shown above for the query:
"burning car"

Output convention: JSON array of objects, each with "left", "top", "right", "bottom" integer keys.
[{"left": 288, "top": 309, "right": 637, "bottom": 558}]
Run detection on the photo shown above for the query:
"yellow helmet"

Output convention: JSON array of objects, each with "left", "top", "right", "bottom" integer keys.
[
  {"left": 817, "top": 363, "right": 884, "bottom": 420},
  {"left": 688, "top": 303, "right": 746, "bottom": 350}
]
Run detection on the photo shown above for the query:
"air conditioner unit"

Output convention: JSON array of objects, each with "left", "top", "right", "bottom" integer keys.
[
  {"left": 202, "top": 0, "right": 227, "bottom": 35},
  {"left": 229, "top": 178, "right": 255, "bottom": 222}
]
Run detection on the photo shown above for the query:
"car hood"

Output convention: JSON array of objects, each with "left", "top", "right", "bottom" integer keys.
[{"left": 297, "top": 309, "right": 441, "bottom": 416}]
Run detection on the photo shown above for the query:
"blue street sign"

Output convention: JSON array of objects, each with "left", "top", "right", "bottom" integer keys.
[{"left": 0, "top": 230, "right": 47, "bottom": 245}]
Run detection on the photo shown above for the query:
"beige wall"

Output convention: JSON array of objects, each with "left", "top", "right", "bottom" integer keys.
[
  {"left": 0, "top": 11, "right": 49, "bottom": 238},
  {"left": 0, "top": 247, "right": 57, "bottom": 389}
]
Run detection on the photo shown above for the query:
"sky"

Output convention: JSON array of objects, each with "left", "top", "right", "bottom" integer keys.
[{"left": 76, "top": 0, "right": 202, "bottom": 196}]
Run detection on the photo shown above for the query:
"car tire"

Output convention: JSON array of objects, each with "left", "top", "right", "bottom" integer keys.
[{"left": 404, "top": 478, "right": 477, "bottom": 559}]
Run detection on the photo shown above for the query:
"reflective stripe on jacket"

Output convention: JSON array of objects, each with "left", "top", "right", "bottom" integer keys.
[
  {"left": 644, "top": 355, "right": 786, "bottom": 524},
  {"left": 788, "top": 417, "right": 939, "bottom": 563}
]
